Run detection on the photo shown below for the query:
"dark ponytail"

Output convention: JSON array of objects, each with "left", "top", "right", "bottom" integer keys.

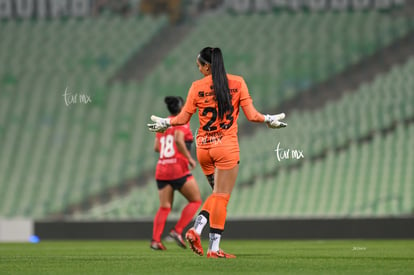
[
  {"left": 198, "top": 47, "right": 231, "bottom": 120},
  {"left": 164, "top": 96, "right": 184, "bottom": 115}
]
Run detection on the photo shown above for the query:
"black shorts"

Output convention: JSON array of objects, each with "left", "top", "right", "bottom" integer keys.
[{"left": 156, "top": 174, "right": 193, "bottom": 190}]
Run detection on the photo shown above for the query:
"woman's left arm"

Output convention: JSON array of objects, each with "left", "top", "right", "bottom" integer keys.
[
  {"left": 154, "top": 137, "right": 160, "bottom": 152},
  {"left": 170, "top": 111, "right": 192, "bottom": 126},
  {"left": 148, "top": 85, "right": 196, "bottom": 132}
]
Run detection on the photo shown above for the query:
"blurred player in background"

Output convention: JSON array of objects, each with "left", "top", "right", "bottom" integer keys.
[
  {"left": 148, "top": 47, "right": 286, "bottom": 258},
  {"left": 151, "top": 96, "right": 202, "bottom": 250}
]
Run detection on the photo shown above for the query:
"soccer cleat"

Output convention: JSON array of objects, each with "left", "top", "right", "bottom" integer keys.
[
  {"left": 150, "top": 240, "right": 166, "bottom": 251},
  {"left": 166, "top": 230, "right": 187, "bottom": 249},
  {"left": 207, "top": 249, "right": 236, "bottom": 259},
  {"left": 185, "top": 228, "right": 204, "bottom": 256}
]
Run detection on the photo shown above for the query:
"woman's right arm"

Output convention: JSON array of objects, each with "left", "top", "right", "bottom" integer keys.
[
  {"left": 242, "top": 103, "right": 287, "bottom": 128},
  {"left": 239, "top": 77, "right": 287, "bottom": 128},
  {"left": 241, "top": 103, "right": 266, "bottom": 122},
  {"left": 174, "top": 130, "right": 196, "bottom": 169}
]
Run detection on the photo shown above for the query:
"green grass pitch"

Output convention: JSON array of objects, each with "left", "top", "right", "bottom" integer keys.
[{"left": 1, "top": 240, "right": 413, "bottom": 274}]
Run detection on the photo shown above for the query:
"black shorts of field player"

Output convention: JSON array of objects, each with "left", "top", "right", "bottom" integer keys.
[{"left": 156, "top": 174, "right": 193, "bottom": 190}]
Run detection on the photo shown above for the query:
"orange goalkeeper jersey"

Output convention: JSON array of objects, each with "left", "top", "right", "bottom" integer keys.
[{"left": 181, "top": 74, "right": 253, "bottom": 148}]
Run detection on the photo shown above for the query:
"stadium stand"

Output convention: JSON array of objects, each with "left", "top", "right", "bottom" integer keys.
[
  {"left": 142, "top": 11, "right": 412, "bottom": 108},
  {"left": 0, "top": 9, "right": 413, "bottom": 219},
  {"left": 230, "top": 123, "right": 414, "bottom": 218},
  {"left": 232, "top": 57, "right": 414, "bottom": 217},
  {"left": 0, "top": 15, "right": 168, "bottom": 218},
  {"left": 74, "top": 56, "right": 414, "bottom": 219},
  {"left": 238, "top": 56, "right": 414, "bottom": 176}
]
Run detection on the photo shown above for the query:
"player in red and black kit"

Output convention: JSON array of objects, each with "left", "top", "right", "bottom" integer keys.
[{"left": 151, "top": 96, "right": 202, "bottom": 250}]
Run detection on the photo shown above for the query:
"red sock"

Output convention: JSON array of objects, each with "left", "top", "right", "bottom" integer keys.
[
  {"left": 174, "top": 201, "right": 202, "bottom": 234},
  {"left": 209, "top": 193, "right": 230, "bottom": 230},
  {"left": 152, "top": 207, "right": 171, "bottom": 242}
]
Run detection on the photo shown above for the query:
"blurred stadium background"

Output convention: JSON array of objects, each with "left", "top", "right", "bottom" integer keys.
[{"left": 0, "top": 0, "right": 413, "bottom": 240}]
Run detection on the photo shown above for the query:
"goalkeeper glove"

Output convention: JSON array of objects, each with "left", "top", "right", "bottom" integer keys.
[
  {"left": 264, "top": 113, "right": 287, "bottom": 129},
  {"left": 147, "top": 115, "right": 171, "bottom": 133}
]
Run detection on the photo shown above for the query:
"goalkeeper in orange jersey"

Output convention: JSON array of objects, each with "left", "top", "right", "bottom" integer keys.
[{"left": 148, "top": 47, "right": 286, "bottom": 258}]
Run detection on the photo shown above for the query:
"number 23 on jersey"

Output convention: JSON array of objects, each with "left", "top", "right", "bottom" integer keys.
[{"left": 201, "top": 105, "right": 234, "bottom": 131}]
